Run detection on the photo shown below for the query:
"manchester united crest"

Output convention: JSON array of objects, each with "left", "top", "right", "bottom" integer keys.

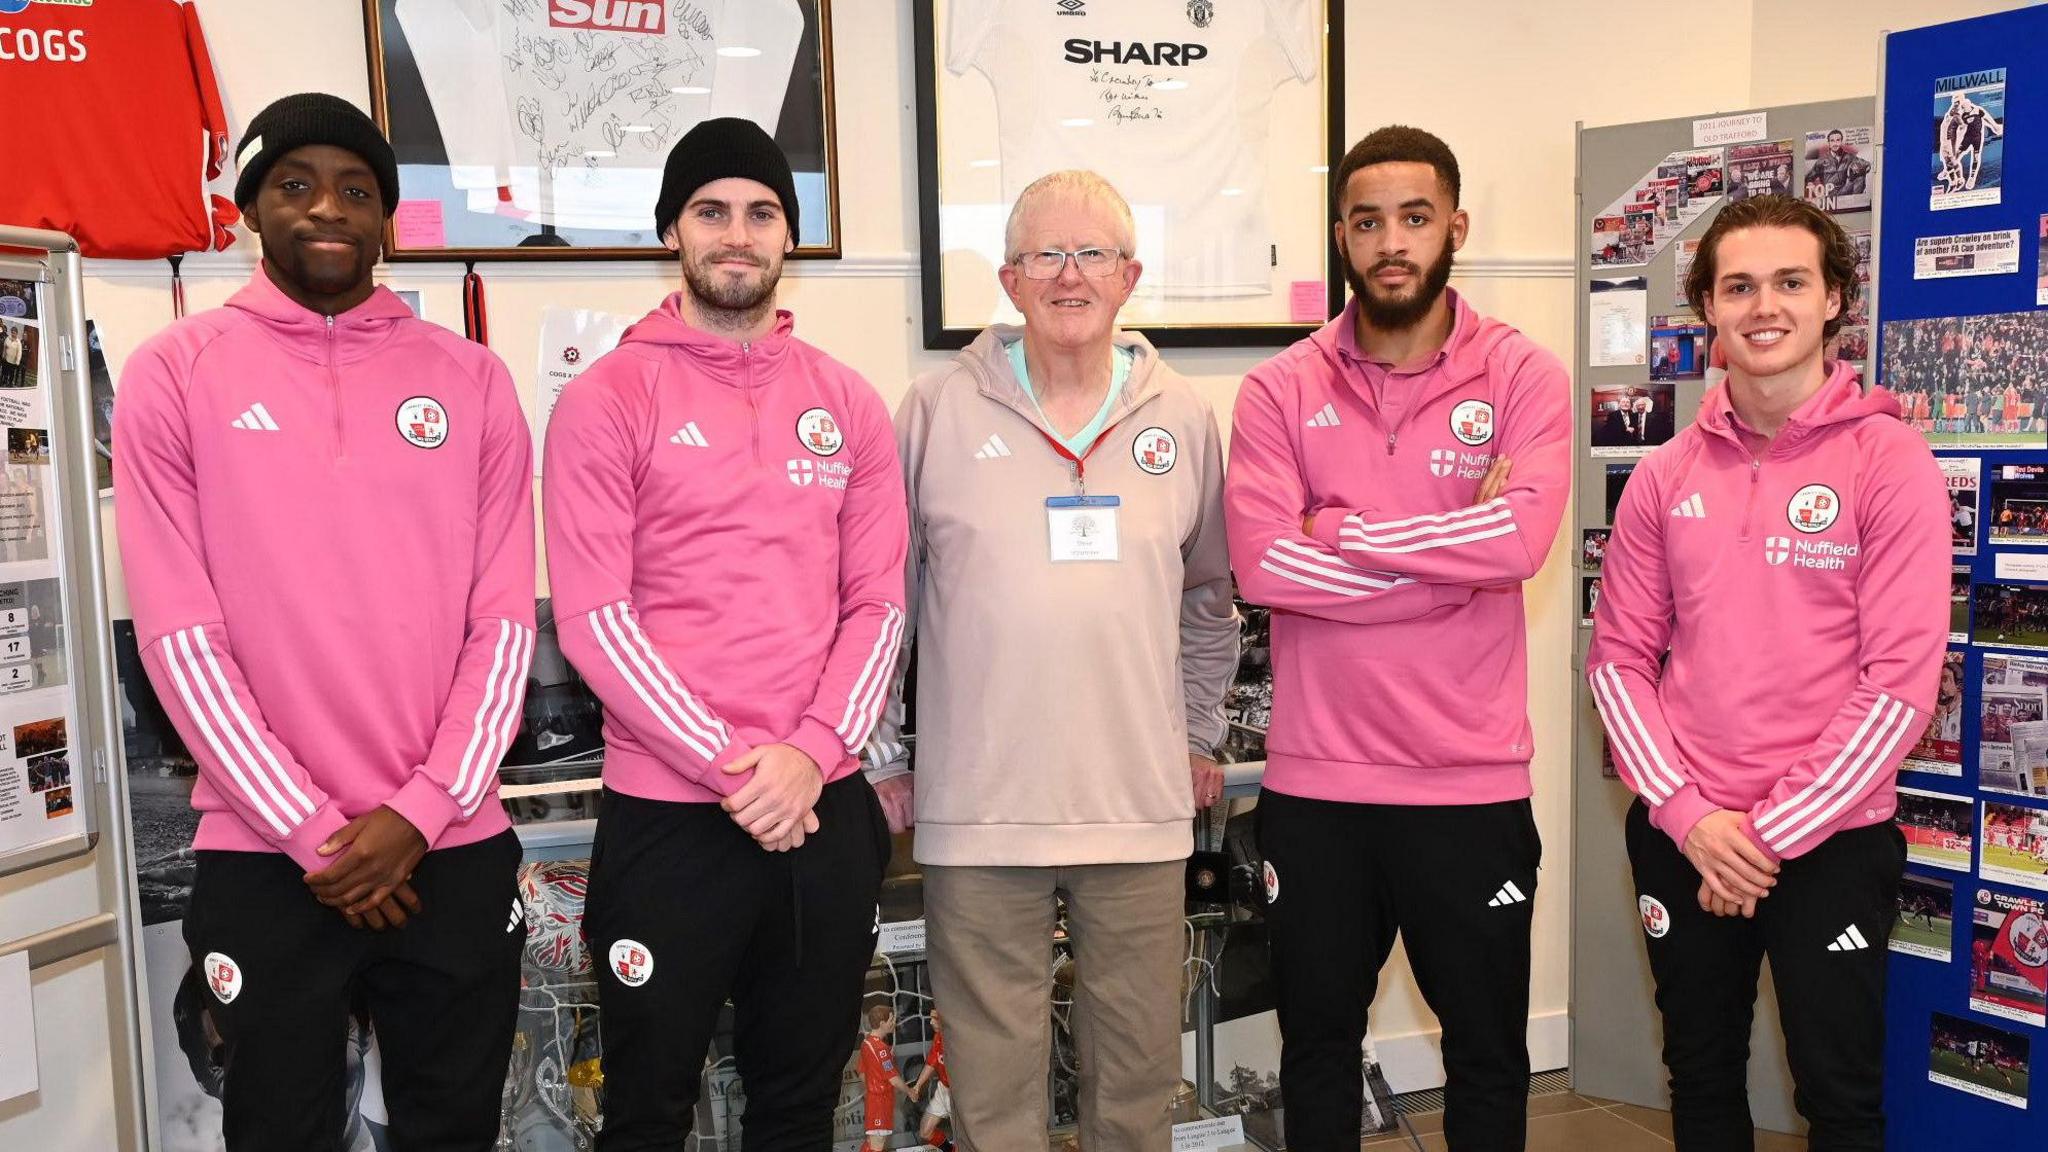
[
  {"left": 1787, "top": 484, "right": 1841, "bottom": 534},
  {"left": 1133, "top": 426, "right": 1178, "bottom": 475},
  {"left": 395, "top": 396, "right": 448, "bottom": 449},
  {"left": 1450, "top": 399, "right": 1495, "bottom": 446},
  {"left": 796, "top": 407, "right": 844, "bottom": 457},
  {"left": 1187, "top": 0, "right": 1215, "bottom": 28}
]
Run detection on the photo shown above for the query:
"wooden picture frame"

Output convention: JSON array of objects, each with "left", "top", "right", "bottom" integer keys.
[
  {"left": 361, "top": 0, "right": 842, "bottom": 261},
  {"left": 912, "top": 0, "right": 1346, "bottom": 348}
]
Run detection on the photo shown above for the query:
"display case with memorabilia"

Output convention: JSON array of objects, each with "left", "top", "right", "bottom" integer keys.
[
  {"left": 911, "top": 0, "right": 1346, "bottom": 347},
  {"left": 361, "top": 0, "right": 841, "bottom": 260}
]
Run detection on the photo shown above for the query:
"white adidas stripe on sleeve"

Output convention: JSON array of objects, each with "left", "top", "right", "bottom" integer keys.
[
  {"left": 836, "top": 605, "right": 906, "bottom": 748},
  {"left": 1336, "top": 500, "right": 1519, "bottom": 555},
  {"left": 1590, "top": 663, "right": 1684, "bottom": 802},
  {"left": 461, "top": 623, "right": 532, "bottom": 814},
  {"left": 159, "top": 629, "right": 297, "bottom": 838},
  {"left": 1261, "top": 539, "right": 1411, "bottom": 597},
  {"left": 161, "top": 627, "right": 317, "bottom": 838},
  {"left": 590, "top": 603, "right": 725, "bottom": 762},
  {"left": 1753, "top": 695, "right": 1916, "bottom": 854},
  {"left": 617, "top": 608, "right": 729, "bottom": 743},
  {"left": 451, "top": 620, "right": 535, "bottom": 816},
  {"left": 190, "top": 627, "right": 318, "bottom": 818}
]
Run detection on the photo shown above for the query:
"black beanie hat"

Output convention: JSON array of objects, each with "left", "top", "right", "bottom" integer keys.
[
  {"left": 653, "top": 118, "right": 799, "bottom": 244},
  {"left": 233, "top": 93, "right": 400, "bottom": 216}
]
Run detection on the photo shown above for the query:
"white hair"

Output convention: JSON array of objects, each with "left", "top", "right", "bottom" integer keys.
[{"left": 1002, "top": 170, "right": 1137, "bottom": 261}]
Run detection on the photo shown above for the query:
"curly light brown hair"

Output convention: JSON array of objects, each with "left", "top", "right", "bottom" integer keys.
[{"left": 1682, "top": 195, "right": 1862, "bottom": 342}]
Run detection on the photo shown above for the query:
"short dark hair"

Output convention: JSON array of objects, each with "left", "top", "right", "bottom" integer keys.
[
  {"left": 1683, "top": 195, "right": 1861, "bottom": 342},
  {"left": 1333, "top": 125, "right": 1461, "bottom": 211}
]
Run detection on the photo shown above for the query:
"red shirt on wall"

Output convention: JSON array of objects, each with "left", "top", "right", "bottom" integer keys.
[{"left": 0, "top": 0, "right": 238, "bottom": 258}]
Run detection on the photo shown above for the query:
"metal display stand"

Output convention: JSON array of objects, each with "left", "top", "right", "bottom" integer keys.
[{"left": 0, "top": 226, "right": 147, "bottom": 1149}]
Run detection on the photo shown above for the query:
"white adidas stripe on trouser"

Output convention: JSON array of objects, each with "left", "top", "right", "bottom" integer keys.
[
  {"left": 157, "top": 625, "right": 316, "bottom": 839},
  {"left": 1827, "top": 924, "right": 1871, "bottom": 951},
  {"left": 1487, "top": 880, "right": 1528, "bottom": 906}
]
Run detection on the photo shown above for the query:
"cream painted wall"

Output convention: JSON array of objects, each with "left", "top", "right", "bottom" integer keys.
[
  {"left": 1748, "top": 0, "right": 2040, "bottom": 107},
  {"left": 7, "top": 3, "right": 2034, "bottom": 1146}
]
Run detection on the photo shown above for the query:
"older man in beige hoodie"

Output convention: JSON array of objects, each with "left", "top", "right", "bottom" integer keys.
[{"left": 871, "top": 170, "right": 1238, "bottom": 1150}]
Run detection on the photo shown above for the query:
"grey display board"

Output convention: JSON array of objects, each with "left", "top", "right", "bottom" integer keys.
[{"left": 1569, "top": 97, "right": 1875, "bottom": 1132}]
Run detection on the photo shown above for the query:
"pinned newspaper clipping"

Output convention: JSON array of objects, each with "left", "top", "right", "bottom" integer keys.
[
  {"left": 1932, "top": 68, "right": 2007, "bottom": 210},
  {"left": 1971, "top": 889, "right": 2048, "bottom": 1028},
  {"left": 1915, "top": 230, "right": 2021, "bottom": 280},
  {"left": 1801, "top": 127, "right": 1873, "bottom": 214},
  {"left": 1903, "top": 650, "right": 1964, "bottom": 777},
  {"left": 1589, "top": 149, "right": 1724, "bottom": 269},
  {"left": 1945, "top": 457, "right": 1981, "bottom": 556}
]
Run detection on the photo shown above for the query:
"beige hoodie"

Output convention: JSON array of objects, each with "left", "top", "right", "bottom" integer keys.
[{"left": 877, "top": 326, "right": 1238, "bottom": 868}]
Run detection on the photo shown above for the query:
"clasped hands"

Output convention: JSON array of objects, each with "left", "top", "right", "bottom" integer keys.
[{"left": 1684, "top": 808, "right": 1780, "bottom": 919}]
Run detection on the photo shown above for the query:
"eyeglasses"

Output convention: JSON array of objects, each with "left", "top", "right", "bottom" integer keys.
[{"left": 1013, "top": 247, "right": 1125, "bottom": 279}]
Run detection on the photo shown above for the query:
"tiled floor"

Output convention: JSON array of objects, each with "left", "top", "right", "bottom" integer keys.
[{"left": 1357, "top": 1092, "right": 1808, "bottom": 1150}]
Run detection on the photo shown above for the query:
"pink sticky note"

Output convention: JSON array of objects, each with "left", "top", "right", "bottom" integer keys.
[
  {"left": 393, "top": 200, "right": 446, "bottom": 249},
  {"left": 1289, "top": 280, "right": 1327, "bottom": 323}
]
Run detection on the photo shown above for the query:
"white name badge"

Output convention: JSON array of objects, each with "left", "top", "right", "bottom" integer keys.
[{"left": 1047, "top": 495, "right": 1120, "bottom": 562}]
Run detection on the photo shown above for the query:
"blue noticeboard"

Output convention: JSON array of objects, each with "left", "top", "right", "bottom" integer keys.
[{"left": 1878, "top": 6, "right": 2048, "bottom": 1148}]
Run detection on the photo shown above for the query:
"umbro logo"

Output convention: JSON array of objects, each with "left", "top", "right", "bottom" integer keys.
[
  {"left": 1056, "top": 0, "right": 1085, "bottom": 13},
  {"left": 1765, "top": 536, "right": 1791, "bottom": 565},
  {"left": 1305, "top": 402, "right": 1342, "bottom": 428},
  {"left": 973, "top": 433, "right": 1013, "bottom": 460},
  {"left": 230, "top": 403, "right": 280, "bottom": 431},
  {"left": 668, "top": 422, "right": 709, "bottom": 448},
  {"left": 1486, "top": 880, "right": 1529, "bottom": 908},
  {"left": 1669, "top": 493, "right": 1706, "bottom": 518},
  {"left": 1827, "top": 924, "right": 1871, "bottom": 952}
]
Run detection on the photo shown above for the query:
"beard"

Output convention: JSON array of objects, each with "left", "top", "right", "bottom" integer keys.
[
  {"left": 681, "top": 246, "right": 784, "bottom": 325},
  {"left": 1343, "top": 237, "right": 1456, "bottom": 332}
]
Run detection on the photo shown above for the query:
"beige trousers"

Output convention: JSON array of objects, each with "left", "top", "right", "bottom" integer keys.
[{"left": 923, "top": 861, "right": 1186, "bottom": 1152}]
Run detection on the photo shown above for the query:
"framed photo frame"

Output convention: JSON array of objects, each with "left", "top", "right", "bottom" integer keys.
[
  {"left": 912, "top": 0, "right": 1346, "bottom": 349},
  {"left": 361, "top": 0, "right": 842, "bottom": 262}
]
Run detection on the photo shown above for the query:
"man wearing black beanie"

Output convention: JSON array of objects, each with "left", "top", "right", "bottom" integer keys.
[
  {"left": 234, "top": 91, "right": 402, "bottom": 316},
  {"left": 118, "top": 92, "right": 533, "bottom": 1150},
  {"left": 545, "top": 117, "right": 908, "bottom": 1151}
]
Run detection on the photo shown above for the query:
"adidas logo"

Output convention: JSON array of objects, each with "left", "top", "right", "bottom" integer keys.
[
  {"left": 230, "top": 403, "right": 280, "bottom": 431},
  {"left": 973, "top": 433, "right": 1012, "bottom": 460},
  {"left": 1669, "top": 493, "right": 1706, "bottom": 518},
  {"left": 668, "top": 422, "right": 709, "bottom": 447},
  {"left": 507, "top": 897, "right": 523, "bottom": 934},
  {"left": 1305, "top": 402, "right": 1342, "bottom": 428},
  {"left": 1827, "top": 924, "right": 1871, "bottom": 952},
  {"left": 1486, "top": 880, "right": 1529, "bottom": 908}
]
